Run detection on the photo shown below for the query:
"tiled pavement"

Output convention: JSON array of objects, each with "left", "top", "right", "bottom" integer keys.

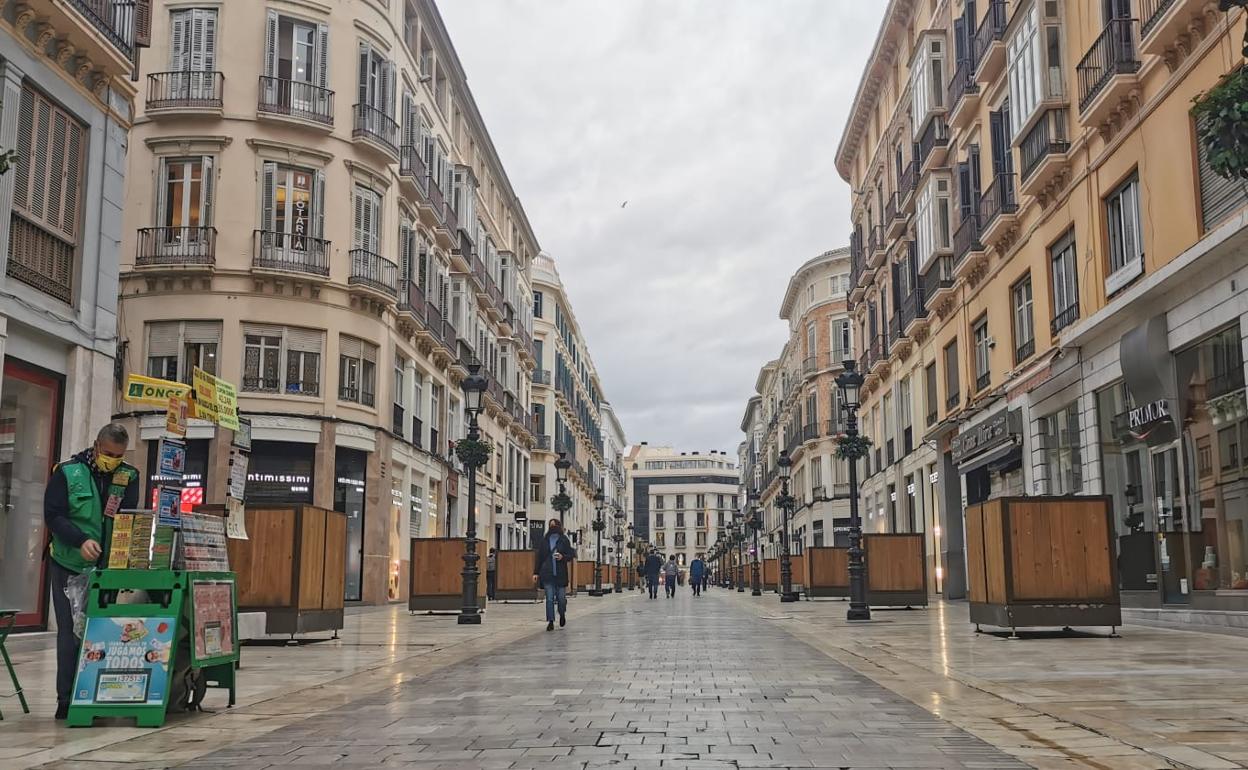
[{"left": 178, "top": 591, "right": 1029, "bottom": 770}]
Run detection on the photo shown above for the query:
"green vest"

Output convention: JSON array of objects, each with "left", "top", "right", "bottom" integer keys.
[{"left": 49, "top": 460, "right": 137, "bottom": 573}]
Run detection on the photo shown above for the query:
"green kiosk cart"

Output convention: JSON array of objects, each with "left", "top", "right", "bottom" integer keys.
[{"left": 66, "top": 566, "right": 239, "bottom": 727}]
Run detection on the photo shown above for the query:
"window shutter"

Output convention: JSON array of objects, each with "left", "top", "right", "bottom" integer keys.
[
  {"left": 189, "top": 10, "right": 206, "bottom": 71},
  {"left": 134, "top": 0, "right": 152, "bottom": 48},
  {"left": 399, "top": 221, "right": 412, "bottom": 285},
  {"left": 148, "top": 322, "right": 181, "bottom": 358},
  {"left": 316, "top": 24, "right": 330, "bottom": 90},
  {"left": 312, "top": 169, "right": 326, "bottom": 239},
  {"left": 169, "top": 10, "right": 187, "bottom": 70},
  {"left": 362, "top": 341, "right": 378, "bottom": 364},
  {"left": 352, "top": 186, "right": 365, "bottom": 249},
  {"left": 418, "top": 238, "right": 429, "bottom": 291},
  {"left": 1197, "top": 113, "right": 1248, "bottom": 232},
  {"left": 155, "top": 158, "right": 170, "bottom": 227},
  {"left": 402, "top": 93, "right": 414, "bottom": 147},
  {"left": 242, "top": 322, "right": 282, "bottom": 338},
  {"left": 13, "top": 87, "right": 84, "bottom": 244},
  {"left": 183, "top": 321, "right": 221, "bottom": 344},
  {"left": 200, "top": 155, "right": 214, "bottom": 226},
  {"left": 286, "top": 327, "right": 322, "bottom": 353},
  {"left": 260, "top": 161, "right": 276, "bottom": 232},
  {"left": 383, "top": 60, "right": 396, "bottom": 118},
  {"left": 201, "top": 10, "right": 218, "bottom": 72},
  {"left": 340, "top": 335, "right": 364, "bottom": 360},
  {"left": 357, "top": 42, "right": 370, "bottom": 107}
]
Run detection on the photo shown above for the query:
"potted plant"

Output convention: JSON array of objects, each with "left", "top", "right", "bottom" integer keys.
[
  {"left": 453, "top": 437, "right": 492, "bottom": 468},
  {"left": 833, "top": 432, "right": 873, "bottom": 461}
]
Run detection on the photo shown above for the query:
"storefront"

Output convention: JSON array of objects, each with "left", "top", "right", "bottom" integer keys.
[
  {"left": 0, "top": 359, "right": 63, "bottom": 628},
  {"left": 246, "top": 440, "right": 315, "bottom": 505},
  {"left": 952, "top": 407, "right": 1024, "bottom": 506},
  {"left": 334, "top": 447, "right": 367, "bottom": 602}
]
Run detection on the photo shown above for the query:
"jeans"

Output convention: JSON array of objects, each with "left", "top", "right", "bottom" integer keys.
[
  {"left": 665, "top": 578, "right": 677, "bottom": 597},
  {"left": 486, "top": 571, "right": 496, "bottom": 600},
  {"left": 543, "top": 582, "right": 566, "bottom": 623},
  {"left": 691, "top": 578, "right": 702, "bottom": 596},
  {"left": 48, "top": 560, "right": 80, "bottom": 706},
  {"left": 647, "top": 578, "right": 658, "bottom": 598}
]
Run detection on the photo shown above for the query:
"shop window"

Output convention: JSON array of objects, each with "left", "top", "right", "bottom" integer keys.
[
  {"left": 1041, "top": 402, "right": 1082, "bottom": 494},
  {"left": 147, "top": 320, "right": 220, "bottom": 384},
  {"left": 338, "top": 335, "right": 378, "bottom": 406},
  {"left": 246, "top": 440, "right": 314, "bottom": 505}
]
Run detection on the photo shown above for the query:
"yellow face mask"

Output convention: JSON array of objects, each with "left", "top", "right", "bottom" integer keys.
[{"left": 94, "top": 452, "right": 123, "bottom": 474}]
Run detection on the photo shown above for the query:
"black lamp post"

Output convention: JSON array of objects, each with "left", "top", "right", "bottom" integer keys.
[
  {"left": 457, "top": 362, "right": 489, "bottom": 625},
  {"left": 837, "top": 359, "right": 871, "bottom": 622},
  {"left": 589, "top": 486, "right": 606, "bottom": 596},
  {"left": 748, "top": 489, "right": 762, "bottom": 596},
  {"left": 778, "top": 449, "right": 798, "bottom": 603},
  {"left": 551, "top": 452, "right": 573, "bottom": 523},
  {"left": 733, "top": 514, "right": 746, "bottom": 592},
  {"left": 613, "top": 505, "right": 625, "bottom": 592},
  {"left": 627, "top": 523, "right": 635, "bottom": 590}
]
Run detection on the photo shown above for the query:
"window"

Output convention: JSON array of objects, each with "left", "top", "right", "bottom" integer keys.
[
  {"left": 832, "top": 319, "right": 852, "bottom": 361},
  {"left": 654, "top": 495, "right": 664, "bottom": 510},
  {"left": 1012, "top": 275, "right": 1035, "bottom": 363},
  {"left": 533, "top": 290, "right": 543, "bottom": 319},
  {"left": 260, "top": 163, "right": 325, "bottom": 249},
  {"left": 696, "top": 494, "right": 705, "bottom": 508},
  {"left": 911, "top": 34, "right": 945, "bottom": 136},
  {"left": 356, "top": 42, "right": 395, "bottom": 115},
  {"left": 973, "top": 317, "right": 991, "bottom": 391},
  {"left": 242, "top": 325, "right": 322, "bottom": 396},
  {"left": 147, "top": 321, "right": 221, "bottom": 384},
  {"left": 806, "top": 322, "right": 817, "bottom": 360},
  {"left": 260, "top": 12, "right": 330, "bottom": 116},
  {"left": 1007, "top": 2, "right": 1039, "bottom": 135},
  {"left": 944, "top": 339, "right": 961, "bottom": 408},
  {"left": 157, "top": 157, "right": 214, "bottom": 240},
  {"left": 676, "top": 512, "right": 685, "bottom": 528},
  {"left": 1041, "top": 402, "right": 1082, "bottom": 494},
  {"left": 696, "top": 511, "right": 705, "bottom": 527},
  {"left": 352, "top": 185, "right": 382, "bottom": 253},
  {"left": 925, "top": 362, "right": 938, "bottom": 426},
  {"left": 675, "top": 531, "right": 686, "bottom": 548},
  {"left": 8, "top": 84, "right": 85, "bottom": 303},
  {"left": 675, "top": 494, "right": 684, "bottom": 509},
  {"left": 695, "top": 531, "right": 706, "bottom": 547},
  {"left": 168, "top": 8, "right": 218, "bottom": 100},
  {"left": 1105, "top": 173, "right": 1143, "bottom": 295},
  {"left": 916, "top": 175, "right": 952, "bottom": 266},
  {"left": 655, "top": 531, "right": 665, "bottom": 547},
  {"left": 1195, "top": 109, "right": 1248, "bottom": 232},
  {"left": 1050, "top": 230, "right": 1079, "bottom": 333},
  {"left": 1219, "top": 427, "right": 1240, "bottom": 471}
]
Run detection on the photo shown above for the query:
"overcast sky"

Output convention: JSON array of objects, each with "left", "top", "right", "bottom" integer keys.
[{"left": 439, "top": 1, "right": 885, "bottom": 455}]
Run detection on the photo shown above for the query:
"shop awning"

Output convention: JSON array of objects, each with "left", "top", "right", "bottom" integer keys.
[{"left": 957, "top": 439, "right": 1021, "bottom": 476}]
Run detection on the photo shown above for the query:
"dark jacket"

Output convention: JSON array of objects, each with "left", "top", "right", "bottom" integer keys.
[
  {"left": 534, "top": 530, "right": 577, "bottom": 587},
  {"left": 689, "top": 558, "right": 706, "bottom": 580},
  {"left": 643, "top": 553, "right": 663, "bottom": 580},
  {"left": 44, "top": 449, "right": 140, "bottom": 561}
]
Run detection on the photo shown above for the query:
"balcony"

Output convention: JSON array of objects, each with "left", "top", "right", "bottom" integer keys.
[
  {"left": 976, "top": 372, "right": 991, "bottom": 393},
  {"left": 348, "top": 249, "right": 399, "bottom": 303},
  {"left": 533, "top": 369, "right": 552, "bottom": 387},
  {"left": 899, "top": 283, "right": 928, "bottom": 337},
  {"left": 802, "top": 355, "right": 818, "bottom": 376},
  {"left": 258, "top": 77, "right": 334, "bottom": 128},
  {"left": 351, "top": 103, "right": 399, "bottom": 160},
  {"left": 135, "top": 226, "right": 216, "bottom": 271},
  {"left": 399, "top": 145, "right": 429, "bottom": 199},
  {"left": 1076, "top": 18, "right": 1141, "bottom": 129},
  {"left": 536, "top": 434, "right": 552, "bottom": 452},
  {"left": 7, "top": 216, "right": 74, "bottom": 304},
  {"left": 252, "top": 230, "right": 330, "bottom": 279},
  {"left": 898, "top": 159, "right": 919, "bottom": 211},
  {"left": 1140, "top": 0, "right": 1210, "bottom": 59},
  {"left": 66, "top": 0, "right": 140, "bottom": 69},
  {"left": 339, "top": 384, "right": 376, "bottom": 408},
  {"left": 438, "top": 198, "right": 458, "bottom": 244},
  {"left": 397, "top": 280, "right": 429, "bottom": 337},
  {"left": 972, "top": 0, "right": 1009, "bottom": 85},
  {"left": 920, "top": 255, "right": 956, "bottom": 314},
  {"left": 947, "top": 57, "right": 981, "bottom": 129},
  {"left": 1019, "top": 108, "right": 1071, "bottom": 198},
  {"left": 947, "top": 389, "right": 962, "bottom": 412},
  {"left": 866, "top": 225, "right": 886, "bottom": 268},
  {"left": 146, "top": 71, "right": 223, "bottom": 114},
  {"left": 917, "top": 116, "right": 950, "bottom": 173},
  {"left": 978, "top": 172, "right": 1018, "bottom": 246},
  {"left": 952, "top": 211, "right": 985, "bottom": 280},
  {"left": 885, "top": 192, "right": 907, "bottom": 240},
  {"left": 826, "top": 419, "right": 846, "bottom": 437},
  {"left": 422, "top": 180, "right": 449, "bottom": 241},
  {"left": 1015, "top": 337, "right": 1036, "bottom": 365},
  {"left": 889, "top": 313, "right": 912, "bottom": 361},
  {"left": 1050, "top": 302, "right": 1080, "bottom": 337}
]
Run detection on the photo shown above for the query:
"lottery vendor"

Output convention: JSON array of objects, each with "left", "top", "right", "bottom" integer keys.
[{"left": 43, "top": 423, "right": 140, "bottom": 720}]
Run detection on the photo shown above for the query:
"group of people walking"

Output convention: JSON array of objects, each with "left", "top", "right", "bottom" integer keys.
[{"left": 642, "top": 551, "right": 708, "bottom": 598}]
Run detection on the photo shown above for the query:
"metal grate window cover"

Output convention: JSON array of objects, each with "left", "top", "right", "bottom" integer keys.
[
  {"left": 1196, "top": 111, "right": 1248, "bottom": 233},
  {"left": 8, "top": 214, "right": 73, "bottom": 303}
]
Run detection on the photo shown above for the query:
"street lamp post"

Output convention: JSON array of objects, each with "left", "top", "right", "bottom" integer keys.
[
  {"left": 456, "top": 362, "right": 489, "bottom": 625},
  {"left": 734, "top": 514, "right": 746, "bottom": 592},
  {"left": 627, "top": 523, "right": 635, "bottom": 590},
  {"left": 589, "top": 486, "right": 605, "bottom": 596},
  {"left": 613, "top": 506, "right": 624, "bottom": 592},
  {"left": 551, "top": 453, "right": 573, "bottom": 571},
  {"left": 748, "top": 490, "right": 762, "bottom": 596},
  {"left": 778, "top": 449, "right": 798, "bottom": 603},
  {"left": 837, "top": 359, "right": 871, "bottom": 622}
]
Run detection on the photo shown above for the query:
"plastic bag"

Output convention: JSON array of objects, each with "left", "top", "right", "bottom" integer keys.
[{"left": 65, "top": 568, "right": 93, "bottom": 639}]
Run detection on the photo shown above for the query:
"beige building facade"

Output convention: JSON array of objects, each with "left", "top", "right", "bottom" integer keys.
[
  {"left": 627, "top": 444, "right": 738, "bottom": 568},
  {"left": 838, "top": 0, "right": 1248, "bottom": 624},
  {"left": 115, "top": 0, "right": 540, "bottom": 605}
]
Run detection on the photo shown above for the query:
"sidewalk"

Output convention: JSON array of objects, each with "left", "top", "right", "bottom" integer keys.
[
  {"left": 0, "top": 593, "right": 612, "bottom": 770},
  {"left": 728, "top": 592, "right": 1248, "bottom": 770}
]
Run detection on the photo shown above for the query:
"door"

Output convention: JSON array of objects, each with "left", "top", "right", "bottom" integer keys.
[
  {"left": 169, "top": 9, "right": 217, "bottom": 100},
  {"left": 0, "top": 360, "right": 62, "bottom": 629},
  {"left": 1151, "top": 445, "right": 1190, "bottom": 604},
  {"left": 334, "top": 447, "right": 367, "bottom": 602}
]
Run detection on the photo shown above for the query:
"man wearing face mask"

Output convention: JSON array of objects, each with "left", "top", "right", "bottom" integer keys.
[
  {"left": 533, "top": 518, "right": 577, "bottom": 631},
  {"left": 43, "top": 423, "right": 140, "bottom": 719}
]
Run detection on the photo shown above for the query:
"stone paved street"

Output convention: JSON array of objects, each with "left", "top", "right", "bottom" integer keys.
[{"left": 177, "top": 591, "right": 1027, "bottom": 770}]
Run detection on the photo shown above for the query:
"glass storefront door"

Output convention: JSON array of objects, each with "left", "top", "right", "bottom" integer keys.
[
  {"left": 0, "top": 360, "right": 63, "bottom": 628},
  {"left": 335, "top": 447, "right": 366, "bottom": 602}
]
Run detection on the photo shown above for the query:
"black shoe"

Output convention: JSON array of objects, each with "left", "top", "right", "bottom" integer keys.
[
  {"left": 55, "top": 703, "right": 68, "bottom": 720},
  {"left": 546, "top": 621, "right": 554, "bottom": 631},
  {"left": 559, "top": 613, "right": 566, "bottom": 627}
]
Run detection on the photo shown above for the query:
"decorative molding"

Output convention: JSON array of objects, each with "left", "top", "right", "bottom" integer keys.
[
  {"left": 147, "top": 134, "right": 233, "bottom": 154},
  {"left": 245, "top": 137, "right": 333, "bottom": 165},
  {"left": 54, "top": 40, "right": 75, "bottom": 66},
  {"left": 33, "top": 22, "right": 55, "bottom": 49},
  {"left": 344, "top": 157, "right": 391, "bottom": 191},
  {"left": 13, "top": 4, "right": 37, "bottom": 31}
]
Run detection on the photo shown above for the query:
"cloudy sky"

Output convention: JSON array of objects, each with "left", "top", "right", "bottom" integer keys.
[{"left": 440, "top": 1, "right": 885, "bottom": 454}]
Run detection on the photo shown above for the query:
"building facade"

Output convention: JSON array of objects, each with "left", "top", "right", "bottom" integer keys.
[
  {"left": 529, "top": 253, "right": 618, "bottom": 557},
  {"left": 600, "top": 401, "right": 628, "bottom": 577},
  {"left": 114, "top": 0, "right": 540, "bottom": 605},
  {"left": 839, "top": 0, "right": 1248, "bottom": 624},
  {"left": 742, "top": 250, "right": 857, "bottom": 567},
  {"left": 0, "top": 0, "right": 147, "bottom": 629},
  {"left": 627, "top": 443, "right": 738, "bottom": 567}
]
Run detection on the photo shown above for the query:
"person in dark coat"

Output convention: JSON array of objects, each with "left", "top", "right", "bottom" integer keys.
[
  {"left": 533, "top": 518, "right": 577, "bottom": 630},
  {"left": 643, "top": 550, "right": 663, "bottom": 599},
  {"left": 689, "top": 556, "right": 706, "bottom": 596}
]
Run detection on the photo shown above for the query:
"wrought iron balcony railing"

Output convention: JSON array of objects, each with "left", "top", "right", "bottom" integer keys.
[
  {"left": 252, "top": 230, "right": 330, "bottom": 277},
  {"left": 972, "top": 0, "right": 1009, "bottom": 71},
  {"left": 352, "top": 103, "right": 399, "bottom": 153},
  {"left": 1077, "top": 18, "right": 1141, "bottom": 113},
  {"left": 258, "top": 77, "right": 334, "bottom": 125},
  {"left": 1020, "top": 108, "right": 1070, "bottom": 181},
  {"left": 979, "top": 172, "right": 1018, "bottom": 230},
  {"left": 135, "top": 226, "right": 216, "bottom": 266},
  {"left": 147, "top": 71, "right": 223, "bottom": 110}
]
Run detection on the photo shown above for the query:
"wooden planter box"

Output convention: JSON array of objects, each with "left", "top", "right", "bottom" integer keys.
[
  {"left": 494, "top": 549, "right": 539, "bottom": 601},
  {"left": 573, "top": 560, "right": 598, "bottom": 592},
  {"left": 965, "top": 496, "right": 1121, "bottom": 633},
  {"left": 762, "top": 558, "right": 779, "bottom": 591},
  {"left": 225, "top": 505, "right": 346, "bottom": 636},
  {"left": 409, "top": 538, "right": 485, "bottom": 612},
  {"left": 803, "top": 535, "right": 927, "bottom": 606}
]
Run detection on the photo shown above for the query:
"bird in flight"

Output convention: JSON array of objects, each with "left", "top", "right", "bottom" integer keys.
[{"left": 621, "top": 201, "right": 628, "bottom": 209}]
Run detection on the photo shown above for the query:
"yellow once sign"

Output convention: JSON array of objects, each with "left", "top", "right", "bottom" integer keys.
[
  {"left": 192, "top": 367, "right": 239, "bottom": 430},
  {"left": 124, "top": 373, "right": 192, "bottom": 406}
]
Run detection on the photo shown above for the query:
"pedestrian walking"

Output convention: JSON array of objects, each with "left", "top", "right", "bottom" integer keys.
[
  {"left": 44, "top": 423, "right": 140, "bottom": 720},
  {"left": 644, "top": 550, "right": 663, "bottom": 599},
  {"left": 533, "top": 519, "right": 577, "bottom": 630},
  {"left": 663, "top": 556, "right": 679, "bottom": 598},
  {"left": 701, "top": 566, "right": 710, "bottom": 593},
  {"left": 689, "top": 555, "right": 706, "bottom": 596},
  {"left": 486, "top": 547, "right": 498, "bottom": 600}
]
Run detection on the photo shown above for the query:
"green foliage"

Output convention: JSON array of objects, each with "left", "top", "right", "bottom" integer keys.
[
  {"left": 833, "top": 433, "right": 873, "bottom": 461},
  {"left": 453, "top": 437, "right": 492, "bottom": 468},
  {"left": 0, "top": 149, "right": 18, "bottom": 175},
  {"left": 1193, "top": 67, "right": 1248, "bottom": 181},
  {"left": 550, "top": 491, "right": 572, "bottom": 513}
]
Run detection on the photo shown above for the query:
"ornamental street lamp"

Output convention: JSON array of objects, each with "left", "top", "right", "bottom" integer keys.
[
  {"left": 551, "top": 452, "right": 573, "bottom": 528},
  {"left": 748, "top": 489, "right": 762, "bottom": 596},
  {"left": 456, "top": 361, "right": 489, "bottom": 625},
  {"left": 733, "top": 513, "right": 746, "bottom": 592},
  {"left": 837, "top": 359, "right": 871, "bottom": 621},
  {"left": 778, "top": 449, "right": 798, "bottom": 603},
  {"left": 627, "top": 523, "right": 636, "bottom": 590},
  {"left": 589, "top": 486, "right": 606, "bottom": 596},
  {"left": 613, "top": 505, "right": 625, "bottom": 593}
]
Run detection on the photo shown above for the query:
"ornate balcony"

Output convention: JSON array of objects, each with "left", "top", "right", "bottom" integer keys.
[
  {"left": 351, "top": 103, "right": 399, "bottom": 160},
  {"left": 952, "top": 211, "right": 986, "bottom": 281},
  {"left": 135, "top": 226, "right": 216, "bottom": 270},
  {"left": 866, "top": 225, "right": 886, "bottom": 268},
  {"left": 920, "top": 255, "right": 956, "bottom": 315},
  {"left": 947, "top": 57, "right": 981, "bottom": 129},
  {"left": 397, "top": 279, "right": 429, "bottom": 336},
  {"left": 889, "top": 313, "right": 912, "bottom": 361},
  {"left": 1140, "top": 0, "right": 1212, "bottom": 61},
  {"left": 348, "top": 248, "right": 399, "bottom": 303},
  {"left": 146, "top": 71, "right": 223, "bottom": 114},
  {"left": 258, "top": 77, "right": 334, "bottom": 128},
  {"left": 898, "top": 159, "right": 918, "bottom": 211},
  {"left": 1019, "top": 108, "right": 1071, "bottom": 199},
  {"left": 1050, "top": 302, "right": 1080, "bottom": 337},
  {"left": 399, "top": 145, "right": 429, "bottom": 199},
  {"left": 8, "top": 216, "right": 74, "bottom": 303},
  {"left": 1077, "top": 18, "right": 1141, "bottom": 130},
  {"left": 978, "top": 172, "right": 1018, "bottom": 246},
  {"left": 252, "top": 230, "right": 330, "bottom": 279},
  {"left": 972, "top": 0, "right": 1009, "bottom": 85},
  {"left": 900, "top": 282, "right": 928, "bottom": 337},
  {"left": 66, "top": 0, "right": 142, "bottom": 70},
  {"left": 885, "top": 192, "right": 908, "bottom": 240},
  {"left": 917, "top": 116, "right": 950, "bottom": 174}
]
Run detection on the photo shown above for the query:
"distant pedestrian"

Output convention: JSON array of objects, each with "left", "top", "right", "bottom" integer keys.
[
  {"left": 486, "top": 548, "right": 498, "bottom": 600},
  {"left": 689, "top": 556, "right": 706, "bottom": 596},
  {"left": 663, "top": 556, "right": 679, "bottom": 598},
  {"left": 644, "top": 550, "right": 663, "bottom": 599},
  {"left": 533, "top": 519, "right": 577, "bottom": 631},
  {"left": 701, "top": 566, "right": 710, "bottom": 593}
]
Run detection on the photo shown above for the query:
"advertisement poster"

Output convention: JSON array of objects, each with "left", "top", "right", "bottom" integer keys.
[
  {"left": 72, "top": 616, "right": 175, "bottom": 705},
  {"left": 191, "top": 580, "right": 235, "bottom": 660},
  {"left": 124, "top": 373, "right": 191, "bottom": 407},
  {"left": 227, "top": 449, "right": 248, "bottom": 501},
  {"left": 232, "top": 417, "right": 252, "bottom": 451},
  {"left": 226, "top": 497, "right": 248, "bottom": 540},
  {"left": 192, "top": 367, "right": 240, "bottom": 430},
  {"left": 157, "top": 487, "right": 183, "bottom": 528},
  {"left": 165, "top": 394, "right": 188, "bottom": 437},
  {"left": 158, "top": 438, "right": 186, "bottom": 480}
]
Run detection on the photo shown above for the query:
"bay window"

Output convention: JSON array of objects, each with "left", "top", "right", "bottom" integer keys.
[{"left": 1007, "top": 0, "right": 1065, "bottom": 139}]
